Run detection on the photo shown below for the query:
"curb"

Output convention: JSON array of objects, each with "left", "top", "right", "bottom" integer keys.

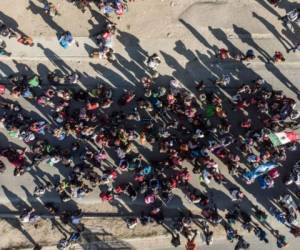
[
  {"left": 21, "top": 233, "right": 228, "bottom": 250},
  {"left": 1, "top": 55, "right": 300, "bottom": 65},
  {"left": 0, "top": 212, "right": 204, "bottom": 220}
]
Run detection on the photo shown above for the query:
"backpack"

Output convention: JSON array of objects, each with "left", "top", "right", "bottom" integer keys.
[{"left": 28, "top": 76, "right": 40, "bottom": 87}]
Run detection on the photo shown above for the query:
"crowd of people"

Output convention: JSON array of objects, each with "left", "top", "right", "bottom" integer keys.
[
  {"left": 66, "top": 0, "right": 130, "bottom": 15},
  {"left": 0, "top": 1, "right": 299, "bottom": 250}
]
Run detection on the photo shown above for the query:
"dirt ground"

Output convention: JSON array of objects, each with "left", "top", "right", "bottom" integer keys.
[
  {"left": 0, "top": 216, "right": 171, "bottom": 249},
  {"left": 0, "top": 215, "right": 229, "bottom": 249}
]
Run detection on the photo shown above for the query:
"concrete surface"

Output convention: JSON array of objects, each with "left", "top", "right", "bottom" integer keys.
[
  {"left": 0, "top": 0, "right": 299, "bottom": 249},
  {"left": 21, "top": 233, "right": 300, "bottom": 250}
]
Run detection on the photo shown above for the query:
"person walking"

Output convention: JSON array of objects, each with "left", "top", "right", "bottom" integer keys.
[
  {"left": 290, "top": 227, "right": 300, "bottom": 237},
  {"left": 235, "top": 236, "right": 250, "bottom": 250},
  {"left": 0, "top": 39, "right": 11, "bottom": 57},
  {"left": 254, "top": 224, "right": 269, "bottom": 243},
  {"left": 185, "top": 229, "right": 197, "bottom": 250},
  {"left": 44, "top": 2, "right": 60, "bottom": 17},
  {"left": 274, "top": 230, "right": 288, "bottom": 248},
  {"left": 230, "top": 187, "right": 245, "bottom": 202},
  {"left": 273, "top": 51, "right": 285, "bottom": 63},
  {"left": 17, "top": 35, "right": 34, "bottom": 46}
]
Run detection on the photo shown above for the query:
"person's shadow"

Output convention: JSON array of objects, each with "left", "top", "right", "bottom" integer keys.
[
  {"left": 26, "top": 0, "right": 64, "bottom": 36},
  {"left": 1, "top": 186, "right": 40, "bottom": 248},
  {"left": 37, "top": 43, "right": 72, "bottom": 74},
  {"left": 260, "top": 56, "right": 300, "bottom": 100},
  {"left": 252, "top": 11, "right": 294, "bottom": 51},
  {"left": 0, "top": 10, "right": 27, "bottom": 36},
  {"left": 232, "top": 24, "right": 273, "bottom": 62}
]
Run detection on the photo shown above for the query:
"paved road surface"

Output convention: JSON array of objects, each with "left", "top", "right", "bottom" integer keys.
[
  {"left": 22, "top": 235, "right": 300, "bottom": 250},
  {"left": 0, "top": 0, "right": 299, "bottom": 249}
]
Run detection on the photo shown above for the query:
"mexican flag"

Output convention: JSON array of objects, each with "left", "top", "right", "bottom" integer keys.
[{"left": 268, "top": 131, "right": 300, "bottom": 147}]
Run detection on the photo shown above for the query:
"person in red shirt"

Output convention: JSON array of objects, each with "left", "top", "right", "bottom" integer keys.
[
  {"left": 241, "top": 118, "right": 252, "bottom": 129},
  {"left": 273, "top": 51, "right": 285, "bottom": 63},
  {"left": 17, "top": 35, "right": 34, "bottom": 47},
  {"left": 99, "top": 191, "right": 113, "bottom": 201},
  {"left": 185, "top": 230, "right": 197, "bottom": 250},
  {"left": 269, "top": 0, "right": 282, "bottom": 7},
  {"left": 236, "top": 100, "right": 250, "bottom": 111},
  {"left": 219, "top": 48, "right": 230, "bottom": 60}
]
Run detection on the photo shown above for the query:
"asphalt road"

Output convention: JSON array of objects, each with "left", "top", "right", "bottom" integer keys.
[{"left": 0, "top": 0, "right": 299, "bottom": 249}]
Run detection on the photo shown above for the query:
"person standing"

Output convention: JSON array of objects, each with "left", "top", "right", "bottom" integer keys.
[
  {"left": 290, "top": 227, "right": 300, "bottom": 237},
  {"left": 273, "top": 51, "right": 285, "bottom": 63},
  {"left": 230, "top": 187, "right": 245, "bottom": 202},
  {"left": 274, "top": 230, "right": 288, "bottom": 248},
  {"left": 44, "top": 2, "right": 60, "bottom": 17},
  {"left": 0, "top": 39, "right": 11, "bottom": 57},
  {"left": 185, "top": 230, "right": 197, "bottom": 250},
  {"left": 235, "top": 236, "right": 250, "bottom": 250},
  {"left": 254, "top": 224, "right": 269, "bottom": 243}
]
